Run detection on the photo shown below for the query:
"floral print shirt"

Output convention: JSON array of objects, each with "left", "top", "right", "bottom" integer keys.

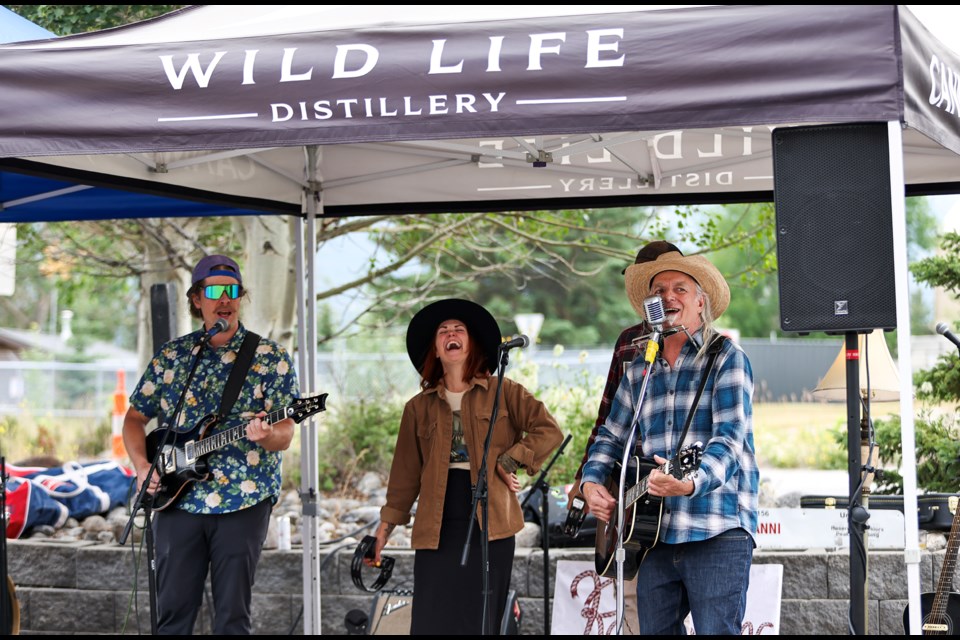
[{"left": 130, "top": 323, "right": 299, "bottom": 514}]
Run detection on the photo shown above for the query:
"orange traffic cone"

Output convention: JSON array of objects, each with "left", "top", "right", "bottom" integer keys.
[{"left": 111, "top": 371, "right": 128, "bottom": 460}]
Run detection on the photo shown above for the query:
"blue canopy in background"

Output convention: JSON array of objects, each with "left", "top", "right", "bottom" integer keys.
[{"left": 0, "top": 6, "right": 280, "bottom": 222}]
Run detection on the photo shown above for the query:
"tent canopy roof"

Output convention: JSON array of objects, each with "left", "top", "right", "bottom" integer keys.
[{"left": 0, "top": 4, "right": 958, "bottom": 220}]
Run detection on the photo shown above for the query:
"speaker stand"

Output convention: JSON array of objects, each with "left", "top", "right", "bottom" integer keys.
[{"left": 845, "top": 331, "right": 869, "bottom": 635}]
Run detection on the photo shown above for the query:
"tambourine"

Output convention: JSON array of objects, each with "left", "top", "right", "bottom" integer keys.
[{"left": 351, "top": 535, "right": 395, "bottom": 593}]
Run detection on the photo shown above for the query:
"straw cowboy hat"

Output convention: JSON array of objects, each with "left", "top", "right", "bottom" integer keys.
[
  {"left": 405, "top": 298, "right": 502, "bottom": 374},
  {"left": 624, "top": 251, "right": 730, "bottom": 321}
]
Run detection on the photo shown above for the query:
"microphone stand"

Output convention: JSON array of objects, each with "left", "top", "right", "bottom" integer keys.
[
  {"left": 118, "top": 330, "right": 213, "bottom": 634},
  {"left": 614, "top": 328, "right": 662, "bottom": 635},
  {"left": 520, "top": 433, "right": 572, "bottom": 636},
  {"left": 462, "top": 344, "right": 514, "bottom": 635}
]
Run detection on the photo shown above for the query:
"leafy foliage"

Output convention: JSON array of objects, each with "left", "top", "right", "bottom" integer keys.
[
  {"left": 317, "top": 397, "right": 407, "bottom": 492},
  {"left": 7, "top": 5, "right": 183, "bottom": 34},
  {"left": 364, "top": 204, "right": 781, "bottom": 346},
  {"left": 860, "top": 411, "right": 960, "bottom": 495},
  {"left": 911, "top": 229, "right": 960, "bottom": 406},
  {"left": 314, "top": 348, "right": 605, "bottom": 491}
]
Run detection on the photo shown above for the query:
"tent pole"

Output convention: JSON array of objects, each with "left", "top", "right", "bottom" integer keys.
[
  {"left": 887, "top": 121, "right": 921, "bottom": 635},
  {"left": 296, "top": 145, "right": 323, "bottom": 634}
]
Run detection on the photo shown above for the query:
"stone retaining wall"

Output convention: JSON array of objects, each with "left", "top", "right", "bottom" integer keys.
[{"left": 5, "top": 539, "right": 946, "bottom": 635}]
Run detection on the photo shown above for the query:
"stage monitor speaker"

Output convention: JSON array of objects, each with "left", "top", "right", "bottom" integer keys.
[
  {"left": 150, "top": 283, "right": 179, "bottom": 353},
  {"left": 772, "top": 122, "right": 897, "bottom": 334}
]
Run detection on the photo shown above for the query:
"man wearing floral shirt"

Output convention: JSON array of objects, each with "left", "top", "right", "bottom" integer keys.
[{"left": 123, "top": 254, "right": 299, "bottom": 635}]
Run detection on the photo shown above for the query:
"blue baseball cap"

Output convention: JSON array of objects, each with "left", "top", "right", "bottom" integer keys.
[{"left": 191, "top": 254, "right": 242, "bottom": 285}]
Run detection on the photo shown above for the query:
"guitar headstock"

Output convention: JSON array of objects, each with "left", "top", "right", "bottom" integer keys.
[
  {"left": 288, "top": 393, "right": 329, "bottom": 423},
  {"left": 673, "top": 441, "right": 704, "bottom": 479}
]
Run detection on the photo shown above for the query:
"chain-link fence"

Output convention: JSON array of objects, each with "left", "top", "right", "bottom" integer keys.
[
  {"left": 2, "top": 336, "right": 933, "bottom": 419},
  {"left": 0, "top": 350, "right": 613, "bottom": 420}
]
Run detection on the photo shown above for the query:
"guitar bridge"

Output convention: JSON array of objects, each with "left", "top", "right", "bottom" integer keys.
[{"left": 159, "top": 446, "right": 176, "bottom": 474}]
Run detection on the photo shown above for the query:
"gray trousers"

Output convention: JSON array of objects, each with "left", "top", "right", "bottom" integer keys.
[{"left": 152, "top": 499, "right": 272, "bottom": 635}]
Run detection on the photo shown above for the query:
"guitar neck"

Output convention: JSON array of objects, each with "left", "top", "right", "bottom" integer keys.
[
  {"left": 933, "top": 500, "right": 960, "bottom": 608},
  {"left": 624, "top": 465, "right": 661, "bottom": 508},
  {"left": 194, "top": 405, "right": 288, "bottom": 458}
]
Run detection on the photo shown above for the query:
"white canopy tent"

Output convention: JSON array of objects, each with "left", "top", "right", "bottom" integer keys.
[{"left": 1, "top": 5, "right": 958, "bottom": 633}]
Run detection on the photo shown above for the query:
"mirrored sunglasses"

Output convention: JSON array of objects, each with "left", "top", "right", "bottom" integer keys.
[{"left": 203, "top": 284, "right": 241, "bottom": 300}]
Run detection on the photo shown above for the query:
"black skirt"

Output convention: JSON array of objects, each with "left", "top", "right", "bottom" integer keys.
[{"left": 411, "top": 469, "right": 516, "bottom": 635}]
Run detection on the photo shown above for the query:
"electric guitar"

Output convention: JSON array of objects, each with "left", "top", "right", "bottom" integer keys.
[
  {"left": 594, "top": 442, "right": 703, "bottom": 579},
  {"left": 144, "top": 393, "right": 328, "bottom": 511},
  {"left": 904, "top": 495, "right": 960, "bottom": 634}
]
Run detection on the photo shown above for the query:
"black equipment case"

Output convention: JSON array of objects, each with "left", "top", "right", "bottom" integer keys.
[
  {"left": 799, "top": 494, "right": 959, "bottom": 531},
  {"left": 521, "top": 484, "right": 597, "bottom": 548}
]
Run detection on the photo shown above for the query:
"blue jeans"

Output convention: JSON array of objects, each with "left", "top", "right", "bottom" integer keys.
[{"left": 635, "top": 528, "right": 754, "bottom": 635}]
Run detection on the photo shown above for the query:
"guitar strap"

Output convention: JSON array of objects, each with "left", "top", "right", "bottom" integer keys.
[
  {"left": 218, "top": 331, "right": 261, "bottom": 421},
  {"left": 670, "top": 333, "right": 727, "bottom": 478}
]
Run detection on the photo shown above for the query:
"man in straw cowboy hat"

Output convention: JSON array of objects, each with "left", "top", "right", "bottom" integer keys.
[
  {"left": 580, "top": 250, "right": 758, "bottom": 635},
  {"left": 565, "top": 240, "right": 682, "bottom": 634},
  {"left": 569, "top": 241, "right": 684, "bottom": 506}
]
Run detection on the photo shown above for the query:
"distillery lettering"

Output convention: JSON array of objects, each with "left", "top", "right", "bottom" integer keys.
[{"left": 157, "top": 28, "right": 625, "bottom": 122}]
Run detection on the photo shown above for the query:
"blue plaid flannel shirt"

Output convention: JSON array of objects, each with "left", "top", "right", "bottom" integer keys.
[{"left": 581, "top": 331, "right": 758, "bottom": 544}]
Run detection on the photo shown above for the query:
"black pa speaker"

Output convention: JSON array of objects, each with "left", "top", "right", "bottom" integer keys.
[
  {"left": 150, "top": 283, "right": 179, "bottom": 353},
  {"left": 772, "top": 122, "right": 897, "bottom": 334}
]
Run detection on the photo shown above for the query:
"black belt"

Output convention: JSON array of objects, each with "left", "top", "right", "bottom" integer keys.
[{"left": 351, "top": 535, "right": 395, "bottom": 593}]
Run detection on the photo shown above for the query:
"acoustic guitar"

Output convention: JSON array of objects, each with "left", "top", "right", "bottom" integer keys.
[
  {"left": 2, "top": 576, "right": 17, "bottom": 635},
  {"left": 145, "top": 393, "right": 328, "bottom": 511},
  {"left": 904, "top": 495, "right": 960, "bottom": 634},
  {"left": 594, "top": 442, "right": 703, "bottom": 579}
]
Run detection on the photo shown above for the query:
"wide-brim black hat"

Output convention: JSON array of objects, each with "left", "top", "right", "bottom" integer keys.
[{"left": 406, "top": 298, "right": 502, "bottom": 374}]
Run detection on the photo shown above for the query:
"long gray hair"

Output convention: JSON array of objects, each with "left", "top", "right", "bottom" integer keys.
[{"left": 694, "top": 285, "right": 718, "bottom": 360}]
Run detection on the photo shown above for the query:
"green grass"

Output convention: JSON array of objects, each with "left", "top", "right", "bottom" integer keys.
[
  {"left": 753, "top": 401, "right": 900, "bottom": 470},
  {"left": 0, "top": 401, "right": 907, "bottom": 474}
]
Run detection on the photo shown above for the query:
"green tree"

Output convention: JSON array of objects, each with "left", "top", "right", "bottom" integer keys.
[
  {"left": 911, "top": 230, "right": 960, "bottom": 402},
  {"left": 364, "top": 203, "right": 781, "bottom": 347},
  {"left": 7, "top": 5, "right": 183, "bottom": 34},
  {"left": 864, "top": 220, "right": 960, "bottom": 493}
]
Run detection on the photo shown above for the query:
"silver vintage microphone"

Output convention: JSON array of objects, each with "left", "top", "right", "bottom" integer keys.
[
  {"left": 643, "top": 295, "right": 665, "bottom": 331},
  {"left": 641, "top": 295, "right": 666, "bottom": 362}
]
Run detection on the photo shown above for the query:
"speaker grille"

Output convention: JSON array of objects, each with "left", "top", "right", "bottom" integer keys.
[
  {"left": 150, "top": 282, "right": 179, "bottom": 353},
  {"left": 773, "top": 123, "right": 897, "bottom": 333}
]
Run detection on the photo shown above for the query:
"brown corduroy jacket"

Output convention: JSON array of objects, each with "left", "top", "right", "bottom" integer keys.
[{"left": 380, "top": 375, "right": 563, "bottom": 549}]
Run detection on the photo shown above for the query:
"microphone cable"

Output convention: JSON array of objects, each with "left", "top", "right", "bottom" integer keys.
[{"left": 287, "top": 518, "right": 381, "bottom": 635}]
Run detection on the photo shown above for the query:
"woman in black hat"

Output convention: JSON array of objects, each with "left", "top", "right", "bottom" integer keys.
[{"left": 370, "top": 298, "right": 563, "bottom": 634}]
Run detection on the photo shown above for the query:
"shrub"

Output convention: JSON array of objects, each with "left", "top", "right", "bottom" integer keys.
[
  {"left": 312, "top": 347, "right": 605, "bottom": 492},
  {"left": 317, "top": 396, "right": 406, "bottom": 492},
  {"left": 860, "top": 410, "right": 960, "bottom": 495}
]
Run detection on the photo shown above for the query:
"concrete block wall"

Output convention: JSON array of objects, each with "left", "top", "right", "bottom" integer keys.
[{"left": 5, "top": 539, "right": 946, "bottom": 635}]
